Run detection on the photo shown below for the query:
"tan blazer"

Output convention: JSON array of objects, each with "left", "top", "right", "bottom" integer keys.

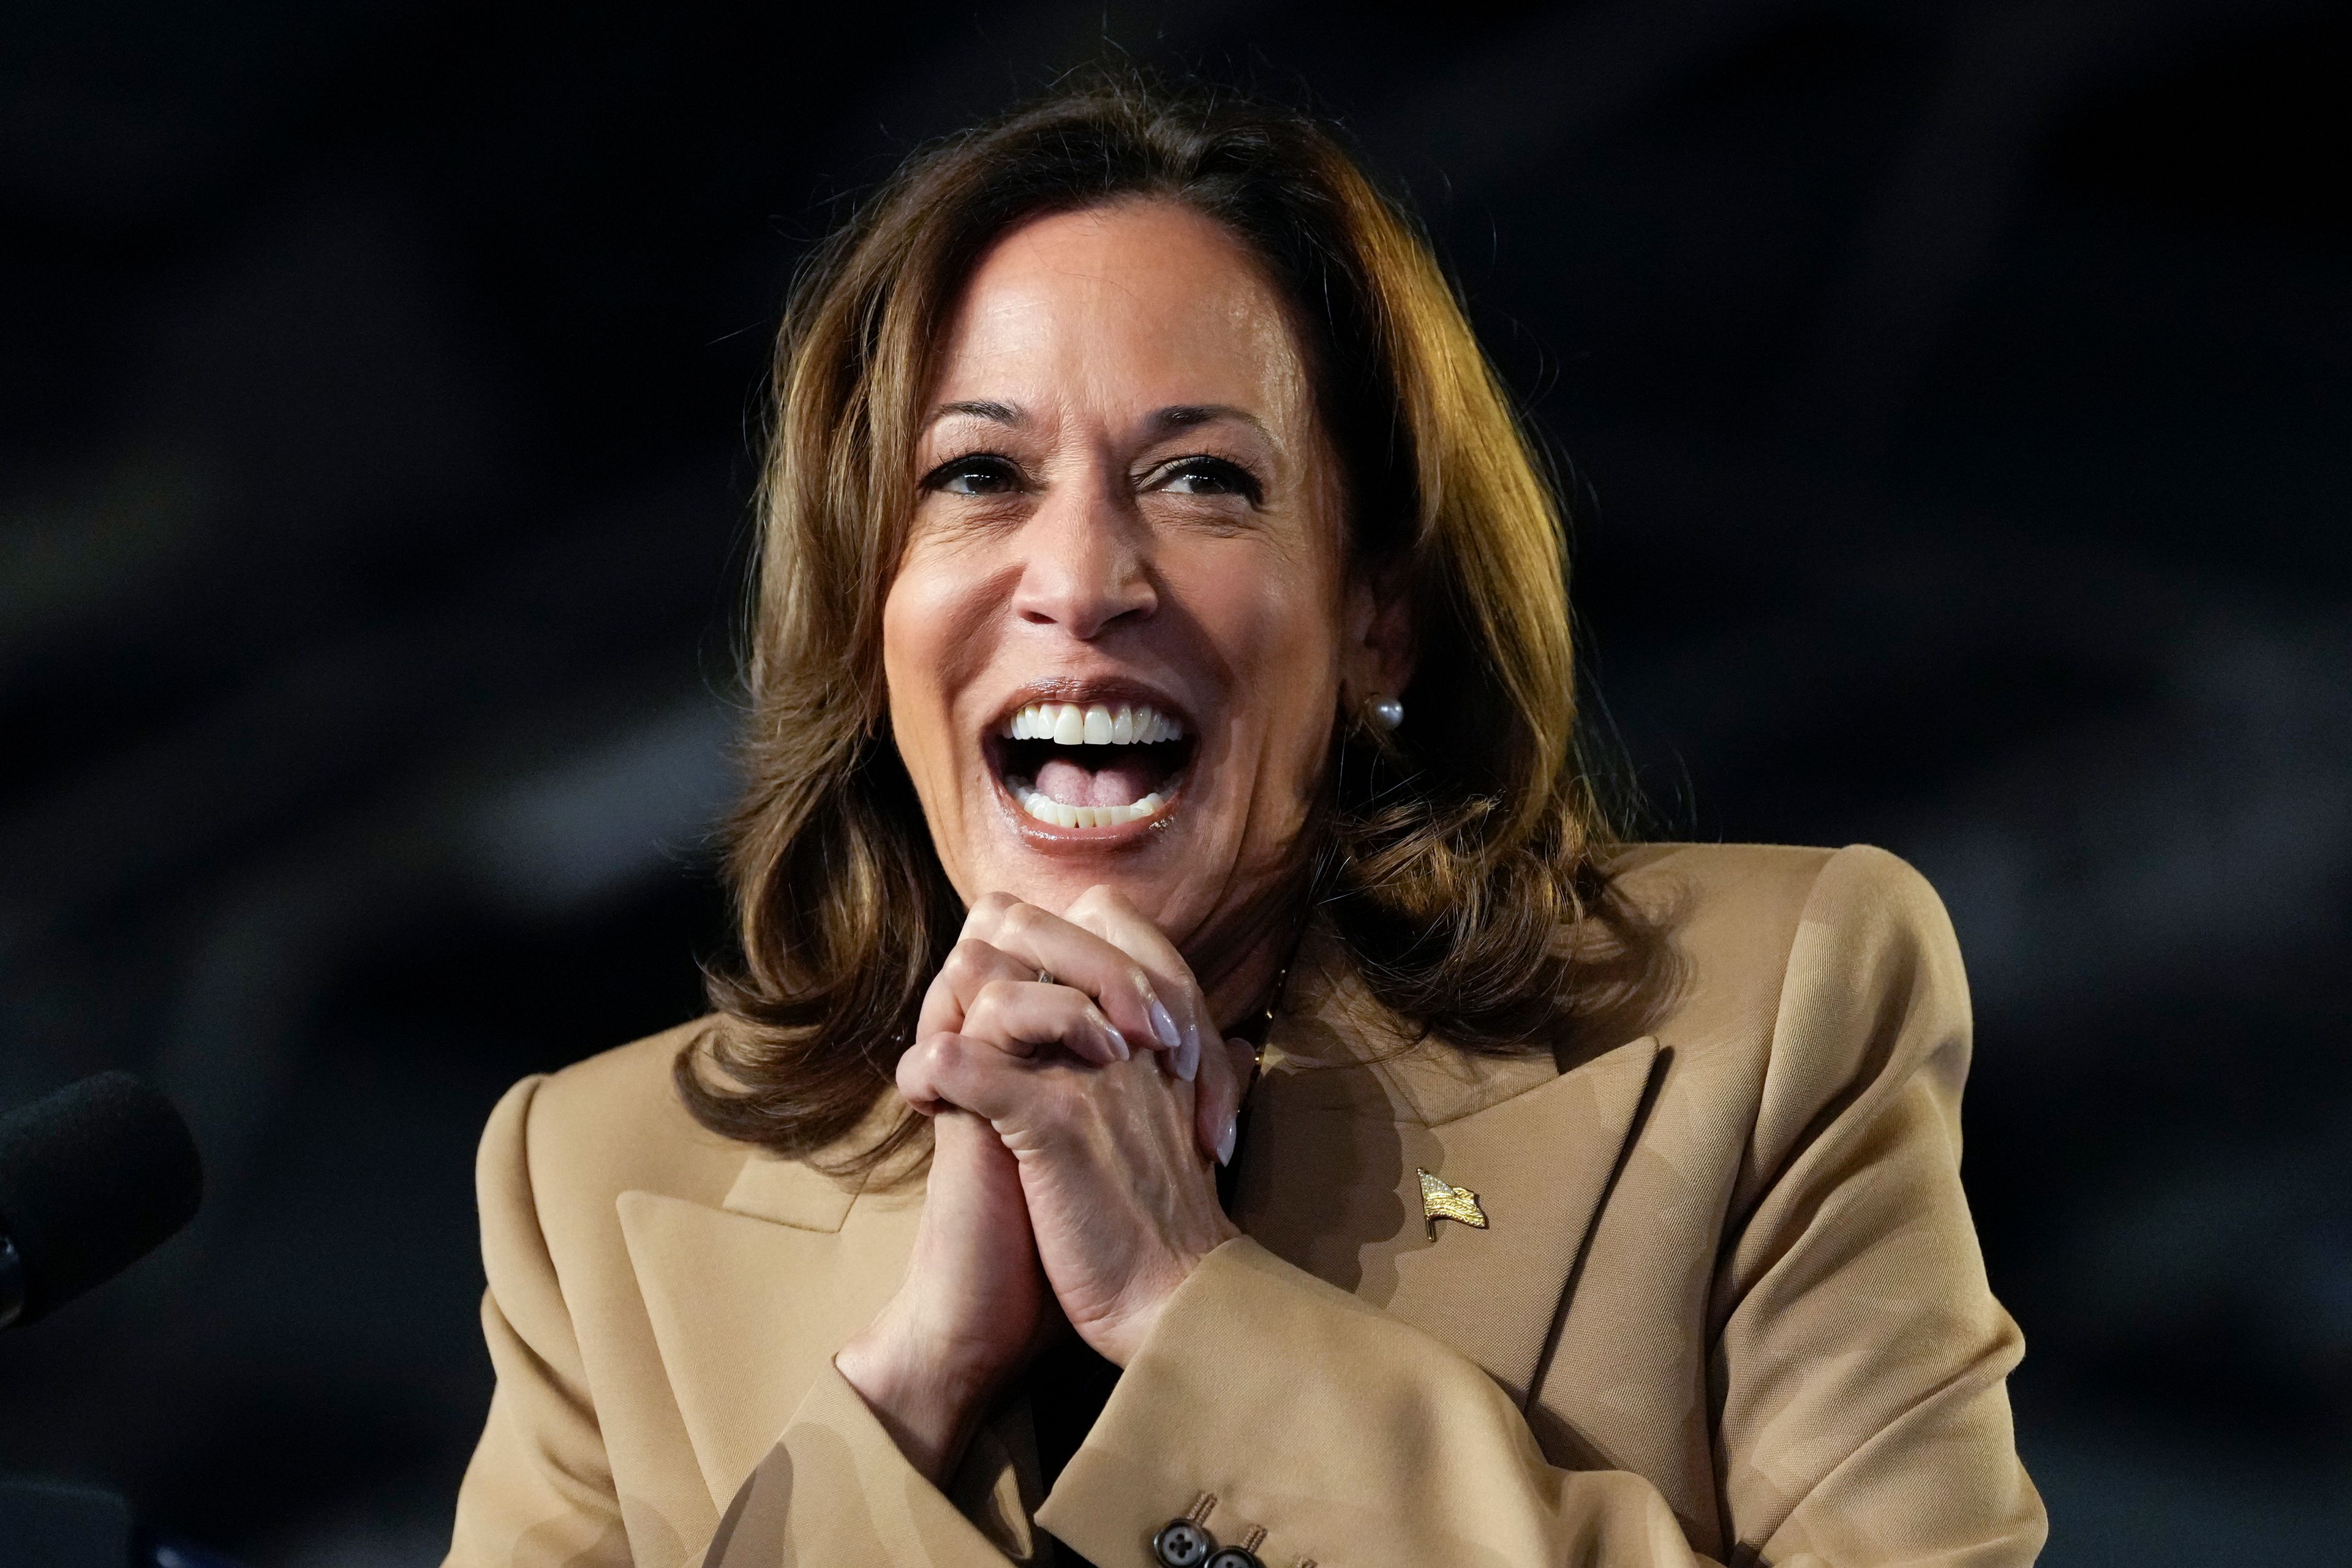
[{"left": 444, "top": 843, "right": 2045, "bottom": 1567}]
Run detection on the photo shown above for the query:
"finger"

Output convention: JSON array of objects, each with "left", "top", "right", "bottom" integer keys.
[
  {"left": 897, "top": 1031, "right": 1061, "bottom": 1129},
  {"left": 961, "top": 894, "right": 1184, "bottom": 1057},
  {"left": 960, "top": 978, "right": 1131, "bottom": 1066},
  {"left": 1195, "top": 1036, "right": 1256, "bottom": 1168},
  {"left": 1180, "top": 1032, "right": 1246, "bottom": 1169},
  {"left": 917, "top": 937, "right": 1035, "bottom": 1041},
  {"left": 1061, "top": 886, "right": 1212, "bottom": 1085},
  {"left": 897, "top": 1031, "right": 984, "bottom": 1115},
  {"left": 1062, "top": 885, "right": 1235, "bottom": 1163}
]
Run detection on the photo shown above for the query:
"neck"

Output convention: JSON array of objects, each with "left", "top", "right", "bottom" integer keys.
[{"left": 1186, "top": 883, "right": 1309, "bottom": 1040}]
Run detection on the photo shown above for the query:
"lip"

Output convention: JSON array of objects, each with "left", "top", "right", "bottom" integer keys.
[{"left": 982, "top": 676, "right": 1197, "bottom": 850}]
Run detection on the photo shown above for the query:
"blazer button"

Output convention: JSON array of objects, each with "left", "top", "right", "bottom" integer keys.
[
  {"left": 1153, "top": 1519, "right": 1211, "bottom": 1567},
  {"left": 1203, "top": 1550, "right": 1264, "bottom": 1568}
]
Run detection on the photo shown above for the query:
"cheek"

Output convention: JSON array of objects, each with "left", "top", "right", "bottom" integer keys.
[
  {"left": 1186, "top": 549, "right": 1346, "bottom": 786},
  {"left": 880, "top": 562, "right": 972, "bottom": 787},
  {"left": 1260, "top": 624, "right": 1343, "bottom": 790}
]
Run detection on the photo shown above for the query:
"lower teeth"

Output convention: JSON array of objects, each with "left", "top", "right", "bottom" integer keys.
[{"left": 1016, "top": 786, "right": 1166, "bottom": 829}]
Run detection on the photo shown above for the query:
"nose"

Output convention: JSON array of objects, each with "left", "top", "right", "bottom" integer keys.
[{"left": 1009, "top": 478, "right": 1158, "bottom": 639}]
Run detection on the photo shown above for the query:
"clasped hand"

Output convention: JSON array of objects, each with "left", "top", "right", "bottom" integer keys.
[{"left": 835, "top": 886, "right": 1251, "bottom": 1480}]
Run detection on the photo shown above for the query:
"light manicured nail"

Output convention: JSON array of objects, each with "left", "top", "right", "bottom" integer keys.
[
  {"left": 1091, "top": 1011, "right": 1130, "bottom": 1061},
  {"left": 1145, "top": 995, "right": 1183, "bottom": 1052},
  {"left": 1215, "top": 1111, "right": 1238, "bottom": 1167},
  {"left": 1175, "top": 1036, "right": 1199, "bottom": 1082}
]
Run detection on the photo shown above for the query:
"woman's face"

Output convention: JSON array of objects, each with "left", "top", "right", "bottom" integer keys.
[{"left": 883, "top": 200, "right": 1402, "bottom": 983}]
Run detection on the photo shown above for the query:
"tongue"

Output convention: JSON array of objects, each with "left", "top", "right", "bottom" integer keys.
[{"left": 1036, "top": 756, "right": 1158, "bottom": 808}]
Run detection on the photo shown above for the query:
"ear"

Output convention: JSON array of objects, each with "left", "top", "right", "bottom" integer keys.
[{"left": 1343, "top": 554, "right": 1418, "bottom": 709}]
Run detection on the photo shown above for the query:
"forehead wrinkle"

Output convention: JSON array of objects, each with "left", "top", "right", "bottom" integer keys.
[{"left": 1033, "top": 254, "right": 1159, "bottom": 312}]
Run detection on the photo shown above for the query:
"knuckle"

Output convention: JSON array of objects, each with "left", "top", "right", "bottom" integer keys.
[{"left": 918, "top": 1031, "right": 968, "bottom": 1077}]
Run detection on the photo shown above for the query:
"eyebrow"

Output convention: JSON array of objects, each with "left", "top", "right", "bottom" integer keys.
[
  {"left": 922, "top": 399, "right": 1271, "bottom": 440},
  {"left": 926, "top": 399, "right": 1025, "bottom": 428},
  {"left": 1151, "top": 404, "right": 1270, "bottom": 441}
]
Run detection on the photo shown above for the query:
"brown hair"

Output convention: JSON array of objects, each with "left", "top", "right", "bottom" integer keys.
[{"left": 678, "top": 72, "right": 1629, "bottom": 1170}]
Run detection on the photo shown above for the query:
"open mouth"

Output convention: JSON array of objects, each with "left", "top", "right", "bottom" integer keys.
[{"left": 987, "top": 699, "right": 1196, "bottom": 831}]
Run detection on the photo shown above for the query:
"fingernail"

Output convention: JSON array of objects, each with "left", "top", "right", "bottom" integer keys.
[
  {"left": 1215, "top": 1110, "right": 1238, "bottom": 1167},
  {"left": 1091, "top": 1010, "right": 1131, "bottom": 1061},
  {"left": 1146, "top": 995, "right": 1182, "bottom": 1052},
  {"left": 1175, "top": 1036, "right": 1199, "bottom": 1082}
]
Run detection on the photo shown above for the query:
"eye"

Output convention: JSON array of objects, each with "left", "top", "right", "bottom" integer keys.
[
  {"left": 921, "top": 453, "right": 1025, "bottom": 496},
  {"left": 1151, "top": 456, "right": 1264, "bottom": 506}
]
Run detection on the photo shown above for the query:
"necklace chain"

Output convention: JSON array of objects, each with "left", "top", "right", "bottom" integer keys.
[{"left": 1242, "top": 961, "right": 1292, "bottom": 1090}]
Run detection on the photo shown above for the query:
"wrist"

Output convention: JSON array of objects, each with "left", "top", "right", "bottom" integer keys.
[
  {"left": 1091, "top": 1221, "right": 1240, "bottom": 1368},
  {"left": 834, "top": 1308, "right": 1002, "bottom": 1483}
]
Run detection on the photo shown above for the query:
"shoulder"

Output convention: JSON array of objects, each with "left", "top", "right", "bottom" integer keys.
[
  {"left": 1594, "top": 842, "right": 1970, "bottom": 1117},
  {"left": 1605, "top": 839, "right": 1943, "bottom": 927},
  {"left": 477, "top": 1019, "right": 750, "bottom": 1264},
  {"left": 1602, "top": 840, "right": 1957, "bottom": 1006}
]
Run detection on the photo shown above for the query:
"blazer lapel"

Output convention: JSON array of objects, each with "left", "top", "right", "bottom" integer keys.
[
  {"left": 617, "top": 1155, "right": 923, "bottom": 1511},
  {"left": 1392, "top": 1035, "right": 1660, "bottom": 1403},
  {"left": 1235, "top": 932, "right": 1664, "bottom": 1404},
  {"left": 1235, "top": 1035, "right": 1659, "bottom": 1404}
]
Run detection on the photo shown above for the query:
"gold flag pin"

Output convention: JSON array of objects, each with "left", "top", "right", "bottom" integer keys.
[{"left": 1418, "top": 1167, "right": 1488, "bottom": 1235}]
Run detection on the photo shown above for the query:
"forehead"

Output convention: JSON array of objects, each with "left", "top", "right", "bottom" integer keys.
[{"left": 930, "top": 201, "right": 1308, "bottom": 413}]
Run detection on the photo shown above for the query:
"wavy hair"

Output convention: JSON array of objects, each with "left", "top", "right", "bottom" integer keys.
[{"left": 677, "top": 72, "right": 1632, "bottom": 1170}]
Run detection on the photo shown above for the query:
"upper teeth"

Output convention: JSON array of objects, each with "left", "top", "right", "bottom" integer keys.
[{"left": 1000, "top": 701, "right": 1185, "bottom": 745}]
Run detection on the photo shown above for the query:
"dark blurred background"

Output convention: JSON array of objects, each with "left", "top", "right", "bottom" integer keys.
[{"left": 2, "top": 1, "right": 2346, "bottom": 1561}]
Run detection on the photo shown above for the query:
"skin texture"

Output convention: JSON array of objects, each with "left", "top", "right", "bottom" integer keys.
[{"left": 836, "top": 201, "right": 1414, "bottom": 1482}]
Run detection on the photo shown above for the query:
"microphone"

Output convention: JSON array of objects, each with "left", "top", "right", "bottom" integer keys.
[{"left": 0, "top": 1072, "right": 203, "bottom": 1330}]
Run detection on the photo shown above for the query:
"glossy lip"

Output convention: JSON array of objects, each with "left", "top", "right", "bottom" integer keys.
[{"left": 982, "top": 676, "right": 1199, "bottom": 851}]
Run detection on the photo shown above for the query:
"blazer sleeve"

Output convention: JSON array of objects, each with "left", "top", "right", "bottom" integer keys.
[
  {"left": 701, "top": 1364, "right": 1042, "bottom": 1566},
  {"left": 446, "top": 1076, "right": 635, "bottom": 1568},
  {"left": 1033, "top": 846, "right": 2046, "bottom": 1568}
]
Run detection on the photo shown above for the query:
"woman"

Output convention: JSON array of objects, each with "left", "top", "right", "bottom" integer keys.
[{"left": 446, "top": 78, "right": 2043, "bottom": 1568}]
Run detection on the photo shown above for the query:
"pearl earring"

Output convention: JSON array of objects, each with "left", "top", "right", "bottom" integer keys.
[{"left": 1366, "top": 693, "right": 1404, "bottom": 731}]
